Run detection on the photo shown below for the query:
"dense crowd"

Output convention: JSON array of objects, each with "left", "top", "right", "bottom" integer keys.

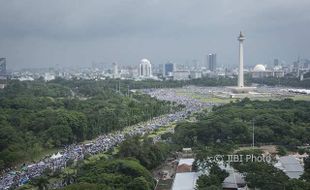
[{"left": 0, "top": 88, "right": 215, "bottom": 190}]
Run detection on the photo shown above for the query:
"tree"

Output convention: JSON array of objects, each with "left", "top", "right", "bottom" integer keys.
[
  {"left": 60, "top": 183, "right": 112, "bottom": 190},
  {"left": 127, "top": 177, "right": 152, "bottom": 190},
  {"left": 76, "top": 159, "right": 155, "bottom": 189},
  {"left": 0, "top": 79, "right": 178, "bottom": 167},
  {"left": 236, "top": 162, "right": 289, "bottom": 190},
  {"left": 62, "top": 172, "right": 76, "bottom": 186},
  {"left": 286, "top": 179, "right": 310, "bottom": 190},
  {"left": 196, "top": 164, "right": 228, "bottom": 190},
  {"left": 302, "top": 156, "right": 310, "bottom": 182},
  {"left": 276, "top": 146, "right": 287, "bottom": 156},
  {"left": 118, "top": 136, "right": 170, "bottom": 170},
  {"left": 31, "top": 176, "right": 50, "bottom": 190}
]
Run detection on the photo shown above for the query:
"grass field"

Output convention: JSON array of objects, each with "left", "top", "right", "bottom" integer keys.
[
  {"left": 148, "top": 124, "right": 176, "bottom": 138},
  {"left": 290, "top": 95, "right": 310, "bottom": 101},
  {"left": 176, "top": 90, "right": 232, "bottom": 104},
  {"left": 84, "top": 152, "right": 109, "bottom": 164},
  {"left": 33, "top": 148, "right": 60, "bottom": 162},
  {"left": 235, "top": 145, "right": 278, "bottom": 155},
  {"left": 176, "top": 89, "right": 310, "bottom": 104}
]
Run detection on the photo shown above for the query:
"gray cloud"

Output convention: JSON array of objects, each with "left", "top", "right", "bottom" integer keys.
[{"left": 0, "top": 0, "right": 309, "bottom": 69}]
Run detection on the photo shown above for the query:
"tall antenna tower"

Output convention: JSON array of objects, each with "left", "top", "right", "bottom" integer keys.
[{"left": 252, "top": 119, "right": 255, "bottom": 150}]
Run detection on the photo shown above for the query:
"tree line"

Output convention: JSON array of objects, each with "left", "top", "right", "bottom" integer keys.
[
  {"left": 172, "top": 99, "right": 310, "bottom": 189},
  {"left": 0, "top": 80, "right": 179, "bottom": 170},
  {"left": 173, "top": 98, "right": 310, "bottom": 147}
]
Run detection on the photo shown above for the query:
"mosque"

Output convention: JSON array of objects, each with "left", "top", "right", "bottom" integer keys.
[
  {"left": 139, "top": 58, "right": 152, "bottom": 78},
  {"left": 251, "top": 64, "right": 284, "bottom": 78}
]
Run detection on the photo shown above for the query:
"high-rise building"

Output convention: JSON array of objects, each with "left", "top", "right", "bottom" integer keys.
[
  {"left": 303, "top": 59, "right": 310, "bottom": 70},
  {"left": 0, "top": 58, "right": 6, "bottom": 76},
  {"left": 139, "top": 59, "right": 152, "bottom": 77},
  {"left": 152, "top": 63, "right": 163, "bottom": 77},
  {"left": 164, "top": 62, "right": 174, "bottom": 76},
  {"left": 112, "top": 62, "right": 119, "bottom": 78},
  {"left": 208, "top": 54, "right": 217, "bottom": 72},
  {"left": 274, "top": 59, "right": 279, "bottom": 67},
  {"left": 0, "top": 58, "right": 7, "bottom": 89},
  {"left": 192, "top": 59, "right": 198, "bottom": 69}
]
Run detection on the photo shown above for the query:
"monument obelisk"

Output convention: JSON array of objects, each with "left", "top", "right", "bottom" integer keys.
[
  {"left": 238, "top": 31, "right": 245, "bottom": 88},
  {"left": 224, "top": 32, "right": 257, "bottom": 97}
]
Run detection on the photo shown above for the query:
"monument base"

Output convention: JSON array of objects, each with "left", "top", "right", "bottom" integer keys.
[
  {"left": 212, "top": 86, "right": 274, "bottom": 99},
  {"left": 228, "top": 92, "right": 272, "bottom": 99},
  {"left": 227, "top": 86, "right": 257, "bottom": 94}
]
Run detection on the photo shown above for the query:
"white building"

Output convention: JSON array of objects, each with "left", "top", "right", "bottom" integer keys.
[
  {"left": 139, "top": 59, "right": 152, "bottom": 78},
  {"left": 190, "top": 71, "right": 202, "bottom": 79},
  {"left": 173, "top": 70, "right": 190, "bottom": 80},
  {"left": 112, "top": 62, "right": 119, "bottom": 78},
  {"left": 172, "top": 159, "right": 247, "bottom": 190},
  {"left": 172, "top": 158, "right": 197, "bottom": 190},
  {"left": 44, "top": 73, "right": 55, "bottom": 81},
  {"left": 252, "top": 64, "right": 284, "bottom": 78}
]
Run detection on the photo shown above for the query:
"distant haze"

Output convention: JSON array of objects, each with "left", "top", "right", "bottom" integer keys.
[{"left": 0, "top": 0, "right": 309, "bottom": 70}]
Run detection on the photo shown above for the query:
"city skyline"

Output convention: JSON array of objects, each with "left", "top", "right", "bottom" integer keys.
[{"left": 0, "top": 0, "right": 310, "bottom": 70}]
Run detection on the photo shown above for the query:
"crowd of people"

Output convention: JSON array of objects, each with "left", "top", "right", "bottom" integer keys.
[{"left": 0, "top": 88, "right": 215, "bottom": 190}]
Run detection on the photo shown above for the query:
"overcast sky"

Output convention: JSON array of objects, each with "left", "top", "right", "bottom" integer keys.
[{"left": 0, "top": 0, "right": 309, "bottom": 70}]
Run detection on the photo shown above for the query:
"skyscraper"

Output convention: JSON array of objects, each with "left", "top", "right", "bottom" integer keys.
[
  {"left": 0, "top": 58, "right": 7, "bottom": 88},
  {"left": 112, "top": 62, "right": 119, "bottom": 78},
  {"left": 208, "top": 54, "right": 217, "bottom": 72},
  {"left": 164, "top": 62, "right": 174, "bottom": 76},
  {"left": 0, "top": 58, "right": 6, "bottom": 76},
  {"left": 139, "top": 59, "right": 152, "bottom": 78},
  {"left": 274, "top": 59, "right": 279, "bottom": 67}
]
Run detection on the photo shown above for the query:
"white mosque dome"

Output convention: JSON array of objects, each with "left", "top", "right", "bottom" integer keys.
[
  {"left": 140, "top": 59, "right": 151, "bottom": 65},
  {"left": 139, "top": 58, "right": 152, "bottom": 78},
  {"left": 253, "top": 64, "right": 266, "bottom": 72}
]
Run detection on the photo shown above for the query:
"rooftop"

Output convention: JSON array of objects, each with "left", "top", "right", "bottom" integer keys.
[
  {"left": 171, "top": 172, "right": 200, "bottom": 190},
  {"left": 178, "top": 158, "right": 195, "bottom": 166},
  {"left": 275, "top": 156, "right": 304, "bottom": 179}
]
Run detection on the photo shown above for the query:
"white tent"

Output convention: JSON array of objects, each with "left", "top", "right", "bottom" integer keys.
[
  {"left": 27, "top": 164, "right": 35, "bottom": 168},
  {"left": 50, "top": 152, "right": 62, "bottom": 159},
  {"left": 38, "top": 161, "right": 45, "bottom": 166}
]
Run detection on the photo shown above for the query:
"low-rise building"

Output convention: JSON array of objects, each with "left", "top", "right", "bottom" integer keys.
[
  {"left": 274, "top": 155, "right": 304, "bottom": 179},
  {"left": 190, "top": 71, "right": 202, "bottom": 79},
  {"left": 176, "top": 158, "right": 195, "bottom": 173}
]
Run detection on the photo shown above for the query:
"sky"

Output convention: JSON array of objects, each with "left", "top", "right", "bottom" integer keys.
[{"left": 0, "top": 0, "right": 309, "bottom": 70}]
